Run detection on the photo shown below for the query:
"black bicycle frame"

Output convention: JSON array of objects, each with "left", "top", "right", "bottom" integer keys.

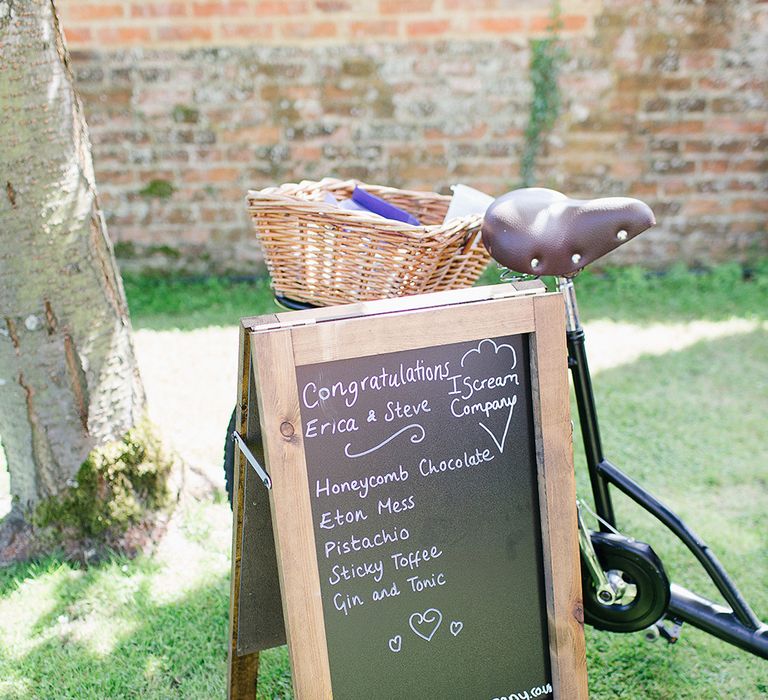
[{"left": 559, "top": 276, "right": 768, "bottom": 660}]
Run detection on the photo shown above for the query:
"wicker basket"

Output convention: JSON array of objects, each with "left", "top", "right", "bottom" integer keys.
[{"left": 246, "top": 178, "right": 491, "bottom": 306}]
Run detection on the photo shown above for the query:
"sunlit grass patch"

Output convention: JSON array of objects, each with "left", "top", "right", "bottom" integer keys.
[{"left": 0, "top": 502, "right": 231, "bottom": 699}]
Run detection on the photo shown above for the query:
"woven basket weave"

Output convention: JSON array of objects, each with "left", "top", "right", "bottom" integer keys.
[{"left": 246, "top": 178, "right": 490, "bottom": 306}]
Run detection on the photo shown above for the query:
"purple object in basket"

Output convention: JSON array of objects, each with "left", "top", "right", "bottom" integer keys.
[{"left": 351, "top": 186, "right": 420, "bottom": 226}]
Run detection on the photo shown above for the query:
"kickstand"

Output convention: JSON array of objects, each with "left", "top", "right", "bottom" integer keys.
[{"left": 653, "top": 617, "right": 684, "bottom": 644}]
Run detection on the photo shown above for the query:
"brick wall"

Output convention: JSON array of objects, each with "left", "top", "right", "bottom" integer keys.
[{"left": 58, "top": 0, "right": 767, "bottom": 273}]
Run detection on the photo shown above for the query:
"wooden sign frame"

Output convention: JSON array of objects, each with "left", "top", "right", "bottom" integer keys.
[{"left": 228, "top": 282, "right": 588, "bottom": 699}]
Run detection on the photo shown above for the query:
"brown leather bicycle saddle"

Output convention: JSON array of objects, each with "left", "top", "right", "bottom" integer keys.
[{"left": 481, "top": 188, "right": 655, "bottom": 276}]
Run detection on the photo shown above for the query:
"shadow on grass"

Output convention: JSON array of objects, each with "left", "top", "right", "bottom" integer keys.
[{"left": 0, "top": 555, "right": 292, "bottom": 700}]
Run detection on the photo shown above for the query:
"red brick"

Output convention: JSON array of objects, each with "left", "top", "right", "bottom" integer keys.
[
  {"left": 192, "top": 1, "right": 250, "bottom": 17},
  {"left": 562, "top": 15, "right": 588, "bottom": 31},
  {"left": 184, "top": 167, "right": 240, "bottom": 183},
  {"left": 157, "top": 25, "right": 214, "bottom": 41},
  {"left": 655, "top": 121, "right": 705, "bottom": 135},
  {"left": 470, "top": 17, "right": 524, "bottom": 34},
  {"left": 66, "top": 3, "right": 124, "bottom": 21},
  {"left": 661, "top": 179, "right": 691, "bottom": 196},
  {"left": 530, "top": 14, "right": 586, "bottom": 32},
  {"left": 379, "top": 0, "right": 433, "bottom": 13},
  {"left": 255, "top": 0, "right": 309, "bottom": 14},
  {"left": 445, "top": 0, "right": 499, "bottom": 8},
  {"left": 130, "top": 2, "right": 187, "bottom": 17},
  {"left": 221, "top": 22, "right": 274, "bottom": 39},
  {"left": 683, "top": 198, "right": 720, "bottom": 216},
  {"left": 348, "top": 20, "right": 399, "bottom": 37},
  {"left": 611, "top": 160, "right": 644, "bottom": 178},
  {"left": 629, "top": 182, "right": 659, "bottom": 197},
  {"left": 406, "top": 19, "right": 450, "bottom": 37},
  {"left": 221, "top": 125, "right": 282, "bottom": 143},
  {"left": 732, "top": 198, "right": 768, "bottom": 214},
  {"left": 63, "top": 27, "right": 93, "bottom": 44},
  {"left": 205, "top": 167, "right": 240, "bottom": 182},
  {"left": 682, "top": 52, "right": 716, "bottom": 71},
  {"left": 701, "top": 160, "right": 729, "bottom": 174},
  {"left": 315, "top": 0, "right": 352, "bottom": 10},
  {"left": 293, "top": 144, "right": 323, "bottom": 160},
  {"left": 96, "top": 27, "right": 152, "bottom": 43},
  {"left": 731, "top": 159, "right": 767, "bottom": 173},
  {"left": 281, "top": 21, "right": 337, "bottom": 38},
  {"left": 709, "top": 118, "right": 765, "bottom": 135}
]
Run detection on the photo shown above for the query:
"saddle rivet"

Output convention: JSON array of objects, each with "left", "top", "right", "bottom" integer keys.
[
  {"left": 571, "top": 253, "right": 582, "bottom": 265},
  {"left": 617, "top": 229, "right": 628, "bottom": 241},
  {"left": 530, "top": 258, "right": 540, "bottom": 270}
]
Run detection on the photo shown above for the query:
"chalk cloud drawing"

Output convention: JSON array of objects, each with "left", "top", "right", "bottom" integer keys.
[
  {"left": 460, "top": 338, "right": 517, "bottom": 371},
  {"left": 344, "top": 423, "right": 426, "bottom": 459},
  {"left": 409, "top": 608, "right": 443, "bottom": 642}
]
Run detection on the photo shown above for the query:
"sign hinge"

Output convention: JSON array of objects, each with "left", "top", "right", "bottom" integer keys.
[
  {"left": 247, "top": 317, "right": 316, "bottom": 333},
  {"left": 232, "top": 431, "right": 272, "bottom": 489}
]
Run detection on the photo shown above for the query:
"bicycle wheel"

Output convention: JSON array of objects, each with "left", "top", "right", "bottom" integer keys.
[
  {"left": 582, "top": 532, "right": 670, "bottom": 633},
  {"left": 223, "top": 407, "right": 236, "bottom": 507}
]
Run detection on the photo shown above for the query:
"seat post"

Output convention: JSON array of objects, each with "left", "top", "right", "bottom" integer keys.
[{"left": 557, "top": 276, "right": 616, "bottom": 529}]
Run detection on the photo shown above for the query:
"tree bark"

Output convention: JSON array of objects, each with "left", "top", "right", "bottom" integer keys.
[{"left": 0, "top": 0, "right": 146, "bottom": 516}]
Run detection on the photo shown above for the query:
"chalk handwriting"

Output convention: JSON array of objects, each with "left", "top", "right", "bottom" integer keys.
[
  {"left": 315, "top": 464, "right": 409, "bottom": 500},
  {"left": 301, "top": 359, "right": 451, "bottom": 410},
  {"left": 446, "top": 372, "right": 519, "bottom": 401},
  {"left": 372, "top": 581, "right": 400, "bottom": 602},
  {"left": 319, "top": 507, "right": 368, "bottom": 530},
  {"left": 305, "top": 416, "right": 358, "bottom": 439},
  {"left": 333, "top": 592, "right": 364, "bottom": 617},
  {"left": 418, "top": 446, "right": 494, "bottom": 477},
  {"left": 328, "top": 560, "right": 384, "bottom": 586},
  {"left": 492, "top": 682, "right": 553, "bottom": 700},
  {"left": 377, "top": 495, "right": 416, "bottom": 516},
  {"left": 384, "top": 399, "right": 431, "bottom": 422},
  {"left": 390, "top": 546, "right": 443, "bottom": 571},
  {"left": 406, "top": 571, "right": 447, "bottom": 593},
  {"left": 324, "top": 526, "right": 410, "bottom": 559},
  {"left": 450, "top": 394, "right": 516, "bottom": 420}
]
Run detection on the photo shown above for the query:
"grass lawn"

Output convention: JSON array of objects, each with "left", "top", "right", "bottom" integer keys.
[{"left": 1, "top": 263, "right": 767, "bottom": 698}]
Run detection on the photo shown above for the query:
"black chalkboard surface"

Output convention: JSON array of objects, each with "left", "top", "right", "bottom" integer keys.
[{"left": 296, "top": 333, "right": 552, "bottom": 700}]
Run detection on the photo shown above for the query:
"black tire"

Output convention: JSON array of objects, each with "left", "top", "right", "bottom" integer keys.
[
  {"left": 582, "top": 532, "right": 670, "bottom": 633},
  {"left": 223, "top": 407, "right": 236, "bottom": 508}
]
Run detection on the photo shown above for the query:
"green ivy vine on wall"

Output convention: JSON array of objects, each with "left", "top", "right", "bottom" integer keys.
[{"left": 520, "top": 1, "right": 567, "bottom": 187}]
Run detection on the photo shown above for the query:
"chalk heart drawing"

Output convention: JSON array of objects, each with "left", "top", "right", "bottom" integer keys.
[
  {"left": 388, "top": 635, "right": 402, "bottom": 653},
  {"left": 409, "top": 608, "right": 443, "bottom": 642},
  {"left": 450, "top": 621, "right": 464, "bottom": 637},
  {"left": 460, "top": 338, "right": 519, "bottom": 455}
]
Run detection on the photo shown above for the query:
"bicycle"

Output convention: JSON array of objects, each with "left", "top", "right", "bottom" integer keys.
[{"left": 223, "top": 186, "right": 768, "bottom": 660}]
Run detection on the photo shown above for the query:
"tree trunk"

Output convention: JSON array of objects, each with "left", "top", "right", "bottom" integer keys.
[{"left": 0, "top": 1, "right": 146, "bottom": 521}]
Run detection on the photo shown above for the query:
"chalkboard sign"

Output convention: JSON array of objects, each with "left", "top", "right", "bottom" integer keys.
[
  {"left": 228, "top": 283, "right": 588, "bottom": 699},
  {"left": 297, "top": 333, "right": 551, "bottom": 698}
]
